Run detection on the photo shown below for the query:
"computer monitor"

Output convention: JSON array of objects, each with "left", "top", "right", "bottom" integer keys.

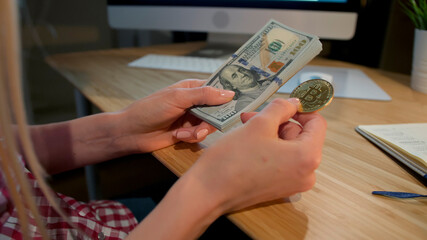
[
  {"left": 106, "top": 1, "right": 391, "bottom": 101},
  {"left": 107, "top": 0, "right": 359, "bottom": 41}
]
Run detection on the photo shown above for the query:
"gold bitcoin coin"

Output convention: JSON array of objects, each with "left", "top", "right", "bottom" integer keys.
[{"left": 290, "top": 79, "right": 334, "bottom": 113}]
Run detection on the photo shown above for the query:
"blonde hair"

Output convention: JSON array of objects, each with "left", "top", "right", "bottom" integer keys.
[{"left": 0, "top": 1, "right": 78, "bottom": 239}]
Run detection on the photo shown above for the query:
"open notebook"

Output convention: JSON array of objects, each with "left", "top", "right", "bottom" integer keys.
[{"left": 356, "top": 123, "right": 427, "bottom": 178}]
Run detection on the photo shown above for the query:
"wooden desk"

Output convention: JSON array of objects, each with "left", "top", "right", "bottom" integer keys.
[{"left": 47, "top": 42, "right": 427, "bottom": 239}]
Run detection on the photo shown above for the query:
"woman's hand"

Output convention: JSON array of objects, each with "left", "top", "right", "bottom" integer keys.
[
  {"left": 185, "top": 98, "right": 327, "bottom": 213},
  {"left": 118, "top": 79, "right": 235, "bottom": 153},
  {"left": 127, "top": 98, "right": 327, "bottom": 239}
]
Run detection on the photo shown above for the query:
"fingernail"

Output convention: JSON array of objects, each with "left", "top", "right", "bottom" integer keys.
[
  {"left": 176, "top": 131, "right": 192, "bottom": 139},
  {"left": 220, "top": 90, "right": 235, "bottom": 98},
  {"left": 196, "top": 129, "right": 209, "bottom": 140},
  {"left": 288, "top": 98, "right": 300, "bottom": 106}
]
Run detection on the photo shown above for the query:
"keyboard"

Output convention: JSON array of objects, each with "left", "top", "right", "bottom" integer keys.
[{"left": 128, "top": 54, "right": 225, "bottom": 73}]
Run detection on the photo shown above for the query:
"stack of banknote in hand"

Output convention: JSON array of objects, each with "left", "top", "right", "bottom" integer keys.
[{"left": 190, "top": 19, "right": 322, "bottom": 131}]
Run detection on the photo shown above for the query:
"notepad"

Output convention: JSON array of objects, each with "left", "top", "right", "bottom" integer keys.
[{"left": 355, "top": 123, "right": 427, "bottom": 178}]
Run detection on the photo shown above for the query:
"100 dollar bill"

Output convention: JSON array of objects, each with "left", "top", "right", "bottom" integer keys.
[{"left": 190, "top": 19, "right": 322, "bottom": 131}]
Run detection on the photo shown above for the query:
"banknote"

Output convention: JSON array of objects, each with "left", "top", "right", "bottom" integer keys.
[{"left": 190, "top": 19, "right": 322, "bottom": 131}]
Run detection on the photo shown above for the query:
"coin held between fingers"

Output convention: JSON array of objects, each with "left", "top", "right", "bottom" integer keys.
[{"left": 290, "top": 79, "right": 334, "bottom": 113}]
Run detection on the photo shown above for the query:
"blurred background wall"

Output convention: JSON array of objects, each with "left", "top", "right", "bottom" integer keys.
[{"left": 21, "top": 0, "right": 111, "bottom": 124}]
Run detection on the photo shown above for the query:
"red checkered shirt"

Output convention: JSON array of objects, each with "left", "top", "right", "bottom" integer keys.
[{"left": 0, "top": 162, "right": 138, "bottom": 239}]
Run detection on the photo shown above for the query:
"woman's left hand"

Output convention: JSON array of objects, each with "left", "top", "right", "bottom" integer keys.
[{"left": 118, "top": 79, "right": 235, "bottom": 153}]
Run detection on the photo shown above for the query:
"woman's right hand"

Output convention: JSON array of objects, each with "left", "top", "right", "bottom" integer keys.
[
  {"left": 186, "top": 97, "right": 327, "bottom": 213},
  {"left": 127, "top": 98, "right": 327, "bottom": 240}
]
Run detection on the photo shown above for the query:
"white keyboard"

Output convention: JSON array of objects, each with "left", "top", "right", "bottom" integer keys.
[{"left": 128, "top": 54, "right": 225, "bottom": 73}]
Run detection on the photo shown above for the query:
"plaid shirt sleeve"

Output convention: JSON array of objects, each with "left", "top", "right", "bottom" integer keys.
[{"left": 0, "top": 169, "right": 138, "bottom": 240}]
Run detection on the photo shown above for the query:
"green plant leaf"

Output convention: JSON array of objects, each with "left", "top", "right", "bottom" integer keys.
[{"left": 400, "top": 0, "right": 427, "bottom": 30}]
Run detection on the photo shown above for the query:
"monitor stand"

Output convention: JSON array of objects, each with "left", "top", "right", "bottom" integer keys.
[{"left": 186, "top": 33, "right": 251, "bottom": 59}]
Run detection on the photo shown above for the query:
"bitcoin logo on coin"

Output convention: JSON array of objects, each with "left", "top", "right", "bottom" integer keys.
[{"left": 290, "top": 79, "right": 334, "bottom": 112}]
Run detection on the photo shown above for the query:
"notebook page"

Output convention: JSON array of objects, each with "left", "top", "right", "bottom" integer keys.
[{"left": 358, "top": 123, "right": 427, "bottom": 167}]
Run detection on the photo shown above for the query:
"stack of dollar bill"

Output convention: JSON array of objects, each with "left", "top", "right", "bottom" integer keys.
[{"left": 190, "top": 19, "right": 322, "bottom": 131}]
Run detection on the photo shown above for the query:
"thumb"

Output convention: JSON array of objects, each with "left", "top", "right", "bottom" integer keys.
[{"left": 176, "top": 86, "right": 235, "bottom": 108}]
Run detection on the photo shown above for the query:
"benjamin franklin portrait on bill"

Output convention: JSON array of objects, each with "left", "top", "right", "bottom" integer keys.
[{"left": 218, "top": 64, "right": 274, "bottom": 112}]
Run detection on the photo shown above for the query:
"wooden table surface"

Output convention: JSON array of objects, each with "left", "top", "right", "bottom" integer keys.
[{"left": 46, "top": 42, "right": 427, "bottom": 239}]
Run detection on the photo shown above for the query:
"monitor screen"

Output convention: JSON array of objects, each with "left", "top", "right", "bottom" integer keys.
[{"left": 107, "top": 0, "right": 359, "bottom": 40}]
